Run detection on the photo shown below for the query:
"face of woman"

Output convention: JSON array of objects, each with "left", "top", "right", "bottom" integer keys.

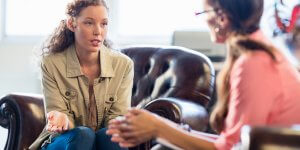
[
  {"left": 203, "top": 0, "right": 228, "bottom": 43},
  {"left": 72, "top": 5, "right": 108, "bottom": 53}
]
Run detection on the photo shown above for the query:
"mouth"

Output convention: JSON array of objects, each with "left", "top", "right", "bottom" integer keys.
[{"left": 90, "top": 39, "right": 102, "bottom": 47}]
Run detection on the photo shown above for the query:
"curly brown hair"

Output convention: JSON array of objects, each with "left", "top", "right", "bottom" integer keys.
[{"left": 42, "top": 0, "right": 110, "bottom": 55}]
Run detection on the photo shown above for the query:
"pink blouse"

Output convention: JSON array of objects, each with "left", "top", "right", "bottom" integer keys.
[{"left": 214, "top": 31, "right": 300, "bottom": 150}]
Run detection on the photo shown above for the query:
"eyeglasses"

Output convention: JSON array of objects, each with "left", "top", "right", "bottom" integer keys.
[{"left": 195, "top": 8, "right": 217, "bottom": 16}]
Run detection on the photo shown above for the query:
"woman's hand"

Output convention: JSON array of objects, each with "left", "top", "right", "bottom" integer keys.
[
  {"left": 46, "top": 110, "right": 69, "bottom": 133},
  {"left": 107, "top": 108, "right": 162, "bottom": 147}
]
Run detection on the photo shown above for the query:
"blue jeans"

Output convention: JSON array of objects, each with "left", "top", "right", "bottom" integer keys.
[{"left": 41, "top": 126, "right": 127, "bottom": 150}]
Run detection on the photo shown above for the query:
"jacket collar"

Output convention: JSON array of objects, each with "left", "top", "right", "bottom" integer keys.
[{"left": 66, "top": 44, "right": 115, "bottom": 78}]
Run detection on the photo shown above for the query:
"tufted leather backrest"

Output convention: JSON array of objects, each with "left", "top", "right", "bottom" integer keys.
[{"left": 121, "top": 46, "right": 215, "bottom": 108}]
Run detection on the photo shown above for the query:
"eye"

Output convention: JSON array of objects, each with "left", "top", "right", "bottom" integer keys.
[
  {"left": 102, "top": 22, "right": 108, "bottom": 26},
  {"left": 84, "top": 21, "right": 93, "bottom": 25},
  {"left": 101, "top": 22, "right": 108, "bottom": 28}
]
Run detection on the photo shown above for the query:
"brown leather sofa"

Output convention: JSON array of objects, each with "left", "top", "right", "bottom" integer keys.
[{"left": 0, "top": 45, "right": 215, "bottom": 150}]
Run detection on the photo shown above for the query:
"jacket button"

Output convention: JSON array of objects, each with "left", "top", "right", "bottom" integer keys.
[
  {"left": 65, "top": 91, "right": 70, "bottom": 96},
  {"left": 109, "top": 97, "right": 114, "bottom": 101}
]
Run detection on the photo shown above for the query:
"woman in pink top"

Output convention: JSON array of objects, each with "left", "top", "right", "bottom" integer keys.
[{"left": 106, "top": 0, "right": 300, "bottom": 149}]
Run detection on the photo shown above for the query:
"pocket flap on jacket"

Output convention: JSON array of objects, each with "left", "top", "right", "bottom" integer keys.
[
  {"left": 61, "top": 88, "right": 77, "bottom": 100},
  {"left": 105, "top": 94, "right": 117, "bottom": 104}
]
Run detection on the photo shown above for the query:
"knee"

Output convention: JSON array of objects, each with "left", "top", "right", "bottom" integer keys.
[
  {"left": 96, "top": 127, "right": 108, "bottom": 136},
  {"left": 95, "top": 128, "right": 111, "bottom": 140},
  {"left": 95, "top": 128, "right": 127, "bottom": 149},
  {"left": 71, "top": 126, "right": 95, "bottom": 140}
]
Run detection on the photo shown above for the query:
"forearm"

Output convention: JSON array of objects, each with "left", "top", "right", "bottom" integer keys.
[
  {"left": 191, "top": 130, "right": 219, "bottom": 140},
  {"left": 156, "top": 117, "right": 217, "bottom": 150}
]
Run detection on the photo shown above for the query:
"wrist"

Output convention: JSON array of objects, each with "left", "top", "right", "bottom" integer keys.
[{"left": 152, "top": 114, "right": 164, "bottom": 138}]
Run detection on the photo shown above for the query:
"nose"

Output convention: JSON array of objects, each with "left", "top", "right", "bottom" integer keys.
[{"left": 93, "top": 25, "right": 102, "bottom": 36}]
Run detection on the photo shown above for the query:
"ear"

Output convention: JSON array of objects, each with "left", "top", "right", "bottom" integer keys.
[
  {"left": 66, "top": 18, "right": 76, "bottom": 32},
  {"left": 218, "top": 13, "right": 230, "bottom": 29}
]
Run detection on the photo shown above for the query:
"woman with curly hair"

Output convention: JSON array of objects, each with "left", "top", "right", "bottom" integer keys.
[{"left": 30, "top": 0, "right": 133, "bottom": 149}]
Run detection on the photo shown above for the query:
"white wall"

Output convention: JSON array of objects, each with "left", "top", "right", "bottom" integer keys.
[
  {"left": 0, "top": 42, "right": 42, "bottom": 95},
  {"left": 0, "top": 0, "right": 6, "bottom": 148}
]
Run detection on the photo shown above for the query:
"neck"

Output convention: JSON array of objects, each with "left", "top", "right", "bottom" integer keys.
[{"left": 75, "top": 48, "right": 99, "bottom": 67}]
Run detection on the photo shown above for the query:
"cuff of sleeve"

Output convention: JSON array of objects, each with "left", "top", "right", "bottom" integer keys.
[{"left": 214, "top": 136, "right": 231, "bottom": 150}]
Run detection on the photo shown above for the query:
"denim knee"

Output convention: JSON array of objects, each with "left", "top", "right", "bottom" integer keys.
[
  {"left": 65, "top": 126, "right": 95, "bottom": 150},
  {"left": 95, "top": 128, "right": 127, "bottom": 150},
  {"left": 68, "top": 126, "right": 95, "bottom": 143},
  {"left": 42, "top": 126, "right": 95, "bottom": 150}
]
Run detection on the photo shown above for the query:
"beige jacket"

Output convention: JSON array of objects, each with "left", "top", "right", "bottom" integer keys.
[{"left": 29, "top": 45, "right": 134, "bottom": 149}]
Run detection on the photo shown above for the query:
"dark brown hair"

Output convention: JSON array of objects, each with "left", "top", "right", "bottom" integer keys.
[
  {"left": 42, "top": 0, "right": 110, "bottom": 55},
  {"left": 209, "top": 0, "right": 277, "bottom": 133}
]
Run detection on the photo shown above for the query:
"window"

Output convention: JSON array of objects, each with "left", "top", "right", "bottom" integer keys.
[
  {"left": 116, "top": 0, "right": 208, "bottom": 37},
  {"left": 3, "top": 0, "right": 299, "bottom": 39},
  {"left": 261, "top": 0, "right": 299, "bottom": 36},
  {"left": 117, "top": 0, "right": 299, "bottom": 38},
  {"left": 5, "top": 0, "right": 69, "bottom": 36}
]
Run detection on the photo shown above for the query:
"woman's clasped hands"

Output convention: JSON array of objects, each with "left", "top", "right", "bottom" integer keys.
[{"left": 106, "top": 108, "right": 162, "bottom": 148}]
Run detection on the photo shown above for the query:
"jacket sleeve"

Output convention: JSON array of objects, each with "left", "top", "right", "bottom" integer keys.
[
  {"left": 41, "top": 57, "right": 75, "bottom": 128},
  {"left": 104, "top": 59, "right": 134, "bottom": 126}
]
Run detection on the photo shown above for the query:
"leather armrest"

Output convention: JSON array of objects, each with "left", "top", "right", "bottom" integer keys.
[
  {"left": 241, "top": 125, "right": 300, "bottom": 150},
  {"left": 130, "top": 97, "right": 209, "bottom": 150},
  {"left": 143, "top": 97, "right": 209, "bottom": 131},
  {"left": 0, "top": 93, "right": 45, "bottom": 150}
]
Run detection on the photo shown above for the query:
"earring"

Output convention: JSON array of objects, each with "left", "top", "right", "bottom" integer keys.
[
  {"left": 214, "top": 22, "right": 222, "bottom": 33},
  {"left": 214, "top": 27, "right": 220, "bottom": 33}
]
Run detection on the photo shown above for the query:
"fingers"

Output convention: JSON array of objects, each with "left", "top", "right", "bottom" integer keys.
[
  {"left": 119, "top": 130, "right": 137, "bottom": 139},
  {"left": 46, "top": 119, "right": 68, "bottom": 133},
  {"left": 109, "top": 118, "right": 123, "bottom": 126},
  {"left": 56, "top": 126, "right": 63, "bottom": 133},
  {"left": 108, "top": 120, "right": 138, "bottom": 142},
  {"left": 46, "top": 111, "right": 70, "bottom": 133},
  {"left": 119, "top": 141, "right": 138, "bottom": 148},
  {"left": 47, "top": 124, "right": 65, "bottom": 133},
  {"left": 49, "top": 125, "right": 58, "bottom": 132},
  {"left": 106, "top": 128, "right": 120, "bottom": 135},
  {"left": 111, "top": 135, "right": 138, "bottom": 148},
  {"left": 46, "top": 123, "right": 53, "bottom": 131},
  {"left": 109, "top": 129, "right": 140, "bottom": 147},
  {"left": 121, "top": 138, "right": 141, "bottom": 146},
  {"left": 63, "top": 121, "right": 69, "bottom": 131},
  {"left": 128, "top": 108, "right": 143, "bottom": 115},
  {"left": 108, "top": 121, "right": 133, "bottom": 135},
  {"left": 47, "top": 111, "right": 54, "bottom": 121},
  {"left": 115, "top": 116, "right": 126, "bottom": 122},
  {"left": 111, "top": 134, "right": 125, "bottom": 143}
]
